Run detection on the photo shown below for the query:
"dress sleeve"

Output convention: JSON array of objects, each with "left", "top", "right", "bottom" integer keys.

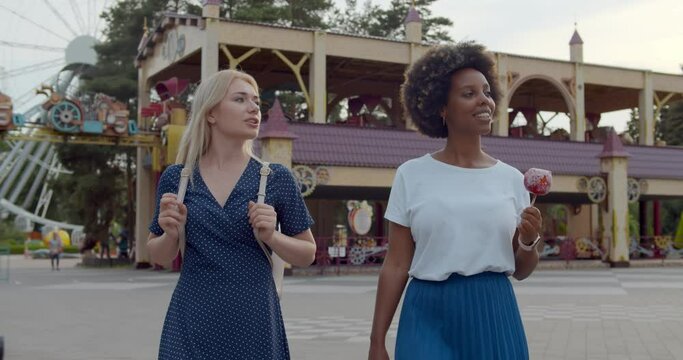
[
  {"left": 384, "top": 167, "right": 410, "bottom": 227},
  {"left": 272, "top": 165, "right": 315, "bottom": 237},
  {"left": 148, "top": 165, "right": 181, "bottom": 236}
]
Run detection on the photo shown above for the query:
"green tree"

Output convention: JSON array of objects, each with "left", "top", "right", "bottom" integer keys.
[
  {"left": 659, "top": 100, "right": 683, "bottom": 146},
  {"left": 84, "top": 0, "right": 200, "bottom": 104},
  {"left": 330, "top": 0, "right": 453, "bottom": 42},
  {"left": 224, "top": 0, "right": 334, "bottom": 28},
  {"left": 328, "top": 0, "right": 381, "bottom": 35},
  {"left": 0, "top": 219, "right": 25, "bottom": 244},
  {"left": 49, "top": 145, "right": 127, "bottom": 250},
  {"left": 626, "top": 108, "right": 640, "bottom": 143},
  {"left": 625, "top": 101, "right": 683, "bottom": 146},
  {"left": 282, "top": 0, "right": 334, "bottom": 28},
  {"left": 225, "top": 0, "right": 281, "bottom": 24}
]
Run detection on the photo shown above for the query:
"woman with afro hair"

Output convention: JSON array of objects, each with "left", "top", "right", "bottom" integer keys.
[{"left": 369, "top": 42, "right": 542, "bottom": 360}]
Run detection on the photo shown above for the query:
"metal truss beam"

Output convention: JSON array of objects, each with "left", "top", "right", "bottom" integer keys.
[{"left": 2, "top": 128, "right": 160, "bottom": 148}]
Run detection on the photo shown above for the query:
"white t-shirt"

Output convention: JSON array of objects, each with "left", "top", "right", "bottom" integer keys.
[{"left": 385, "top": 154, "right": 530, "bottom": 281}]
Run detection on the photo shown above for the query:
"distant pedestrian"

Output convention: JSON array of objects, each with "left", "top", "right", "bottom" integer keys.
[
  {"left": 49, "top": 231, "right": 63, "bottom": 271},
  {"left": 100, "top": 232, "right": 113, "bottom": 266},
  {"left": 117, "top": 229, "right": 129, "bottom": 260}
]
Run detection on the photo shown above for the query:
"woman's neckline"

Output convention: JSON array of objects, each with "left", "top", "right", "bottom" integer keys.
[{"left": 426, "top": 153, "right": 500, "bottom": 171}]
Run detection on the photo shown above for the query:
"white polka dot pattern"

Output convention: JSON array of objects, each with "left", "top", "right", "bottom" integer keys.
[{"left": 149, "top": 159, "right": 314, "bottom": 359}]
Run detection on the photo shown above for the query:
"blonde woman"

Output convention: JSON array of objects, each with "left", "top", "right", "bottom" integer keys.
[{"left": 147, "top": 70, "right": 316, "bottom": 360}]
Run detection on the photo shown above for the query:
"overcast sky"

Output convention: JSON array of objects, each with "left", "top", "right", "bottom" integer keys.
[
  {"left": 358, "top": 0, "right": 683, "bottom": 131},
  {"left": 356, "top": 0, "right": 682, "bottom": 74},
  {"left": 1, "top": 0, "right": 681, "bottom": 131}
]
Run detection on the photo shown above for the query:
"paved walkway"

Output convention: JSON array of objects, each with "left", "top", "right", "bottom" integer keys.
[{"left": 1, "top": 256, "right": 682, "bottom": 359}]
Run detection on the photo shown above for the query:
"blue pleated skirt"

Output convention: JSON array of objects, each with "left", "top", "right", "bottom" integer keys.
[{"left": 395, "top": 272, "right": 529, "bottom": 360}]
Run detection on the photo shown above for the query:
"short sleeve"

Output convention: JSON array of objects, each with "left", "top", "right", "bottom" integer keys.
[
  {"left": 272, "top": 165, "right": 314, "bottom": 237},
  {"left": 384, "top": 167, "right": 410, "bottom": 227},
  {"left": 148, "top": 165, "right": 182, "bottom": 236}
]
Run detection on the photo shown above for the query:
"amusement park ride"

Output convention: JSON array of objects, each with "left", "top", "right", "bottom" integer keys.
[
  {"left": 0, "top": 0, "right": 191, "bottom": 239},
  {"left": 1, "top": 88, "right": 156, "bottom": 147},
  {"left": 0, "top": 0, "right": 150, "bottom": 237},
  {"left": 0, "top": 76, "right": 189, "bottom": 236}
]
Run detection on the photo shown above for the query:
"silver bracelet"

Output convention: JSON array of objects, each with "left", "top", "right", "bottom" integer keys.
[{"left": 518, "top": 234, "right": 541, "bottom": 252}]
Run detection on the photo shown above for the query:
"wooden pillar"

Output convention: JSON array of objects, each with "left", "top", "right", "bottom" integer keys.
[
  {"left": 599, "top": 130, "right": 631, "bottom": 266},
  {"left": 309, "top": 31, "right": 327, "bottom": 123},
  {"left": 135, "top": 67, "right": 153, "bottom": 268},
  {"left": 571, "top": 62, "right": 586, "bottom": 141},
  {"left": 638, "top": 71, "right": 654, "bottom": 146},
  {"left": 494, "top": 53, "right": 510, "bottom": 137},
  {"left": 201, "top": 19, "right": 219, "bottom": 80}
]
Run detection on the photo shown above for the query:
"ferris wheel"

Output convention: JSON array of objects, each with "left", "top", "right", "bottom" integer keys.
[
  {"left": 0, "top": 1, "right": 113, "bottom": 236},
  {"left": 0, "top": 0, "right": 112, "bottom": 114}
]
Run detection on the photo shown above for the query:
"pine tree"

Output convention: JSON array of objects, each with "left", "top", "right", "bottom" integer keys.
[
  {"left": 85, "top": 0, "right": 200, "bottom": 104},
  {"left": 225, "top": 0, "right": 334, "bottom": 29},
  {"left": 330, "top": 0, "right": 453, "bottom": 42},
  {"left": 659, "top": 101, "right": 683, "bottom": 146}
]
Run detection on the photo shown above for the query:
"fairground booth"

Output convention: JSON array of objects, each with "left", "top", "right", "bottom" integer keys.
[{"left": 132, "top": 1, "right": 683, "bottom": 269}]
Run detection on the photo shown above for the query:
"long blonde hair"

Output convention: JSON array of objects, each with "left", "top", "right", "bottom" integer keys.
[{"left": 175, "top": 70, "right": 260, "bottom": 172}]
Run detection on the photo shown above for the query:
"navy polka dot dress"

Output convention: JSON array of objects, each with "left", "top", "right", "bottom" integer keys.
[{"left": 149, "top": 158, "right": 314, "bottom": 360}]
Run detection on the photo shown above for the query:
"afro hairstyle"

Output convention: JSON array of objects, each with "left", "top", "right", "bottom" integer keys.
[{"left": 401, "top": 42, "right": 501, "bottom": 138}]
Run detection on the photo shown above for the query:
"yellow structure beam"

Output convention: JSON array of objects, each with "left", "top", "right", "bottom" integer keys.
[
  {"left": 220, "top": 45, "right": 260, "bottom": 70},
  {"left": 272, "top": 50, "right": 312, "bottom": 110}
]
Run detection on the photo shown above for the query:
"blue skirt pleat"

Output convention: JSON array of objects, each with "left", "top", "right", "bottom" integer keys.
[{"left": 395, "top": 272, "right": 529, "bottom": 360}]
